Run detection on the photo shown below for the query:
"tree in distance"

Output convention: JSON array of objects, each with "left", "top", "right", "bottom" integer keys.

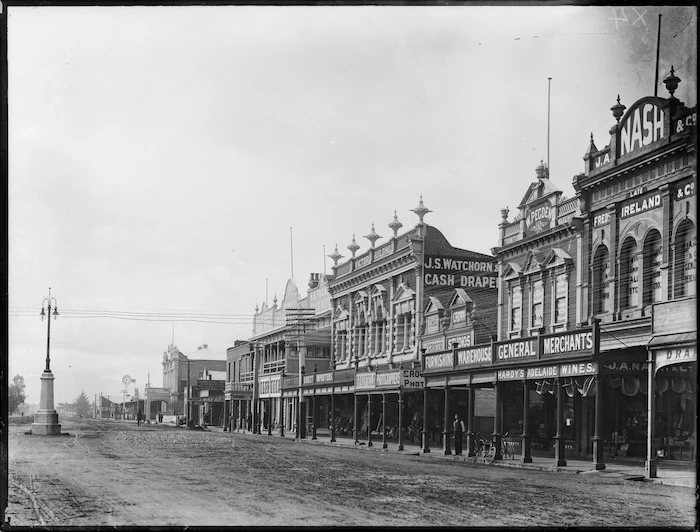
[
  {"left": 8, "top": 374, "right": 27, "bottom": 415},
  {"left": 72, "top": 390, "right": 92, "bottom": 418}
]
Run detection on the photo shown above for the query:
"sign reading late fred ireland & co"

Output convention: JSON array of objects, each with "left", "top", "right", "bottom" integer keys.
[{"left": 620, "top": 192, "right": 662, "bottom": 219}]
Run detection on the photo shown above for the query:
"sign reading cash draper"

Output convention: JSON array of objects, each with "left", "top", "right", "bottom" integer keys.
[
  {"left": 495, "top": 337, "right": 538, "bottom": 364},
  {"left": 423, "top": 255, "right": 497, "bottom": 289},
  {"left": 541, "top": 328, "right": 594, "bottom": 358}
]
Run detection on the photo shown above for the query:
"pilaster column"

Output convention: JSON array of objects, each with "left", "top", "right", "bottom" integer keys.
[
  {"left": 353, "top": 393, "right": 359, "bottom": 444},
  {"left": 592, "top": 374, "right": 605, "bottom": 470},
  {"left": 330, "top": 391, "right": 336, "bottom": 442},
  {"left": 521, "top": 380, "right": 532, "bottom": 463},
  {"left": 397, "top": 391, "right": 404, "bottom": 451},
  {"left": 442, "top": 386, "right": 451, "bottom": 455},
  {"left": 553, "top": 377, "right": 567, "bottom": 466},
  {"left": 382, "top": 393, "right": 388, "bottom": 449},
  {"left": 367, "top": 394, "right": 373, "bottom": 447},
  {"left": 493, "top": 382, "right": 502, "bottom": 461},
  {"left": 421, "top": 387, "right": 430, "bottom": 453},
  {"left": 645, "top": 354, "right": 657, "bottom": 478},
  {"left": 466, "top": 386, "right": 475, "bottom": 457}
]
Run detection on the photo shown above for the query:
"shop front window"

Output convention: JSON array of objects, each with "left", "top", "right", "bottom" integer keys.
[{"left": 674, "top": 221, "right": 696, "bottom": 298}]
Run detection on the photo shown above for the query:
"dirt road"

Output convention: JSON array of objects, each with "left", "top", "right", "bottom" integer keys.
[{"left": 5, "top": 417, "right": 697, "bottom": 527}]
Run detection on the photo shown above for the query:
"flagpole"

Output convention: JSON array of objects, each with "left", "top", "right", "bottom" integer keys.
[
  {"left": 654, "top": 14, "right": 662, "bottom": 97},
  {"left": 547, "top": 77, "right": 552, "bottom": 175}
]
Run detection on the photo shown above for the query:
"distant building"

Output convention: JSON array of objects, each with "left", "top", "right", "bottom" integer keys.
[{"left": 144, "top": 343, "right": 226, "bottom": 421}]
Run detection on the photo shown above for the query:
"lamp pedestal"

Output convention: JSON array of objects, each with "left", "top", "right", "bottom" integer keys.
[{"left": 31, "top": 370, "right": 61, "bottom": 435}]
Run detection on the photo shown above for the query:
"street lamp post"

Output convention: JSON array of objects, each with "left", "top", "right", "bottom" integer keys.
[{"left": 31, "top": 288, "right": 62, "bottom": 436}]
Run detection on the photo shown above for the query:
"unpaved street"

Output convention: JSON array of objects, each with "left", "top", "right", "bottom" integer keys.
[{"left": 6, "top": 417, "right": 697, "bottom": 527}]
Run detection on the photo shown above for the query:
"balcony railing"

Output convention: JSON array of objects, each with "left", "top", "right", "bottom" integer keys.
[{"left": 262, "top": 360, "right": 285, "bottom": 374}]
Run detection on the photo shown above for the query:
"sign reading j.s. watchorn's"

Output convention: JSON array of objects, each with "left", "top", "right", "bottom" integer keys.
[{"left": 423, "top": 255, "right": 497, "bottom": 289}]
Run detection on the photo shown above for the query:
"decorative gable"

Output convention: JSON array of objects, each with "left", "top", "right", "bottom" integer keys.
[
  {"left": 392, "top": 283, "right": 415, "bottom": 303},
  {"left": 503, "top": 261, "right": 523, "bottom": 280},
  {"left": 448, "top": 288, "right": 473, "bottom": 309},
  {"left": 523, "top": 251, "right": 545, "bottom": 275},
  {"left": 424, "top": 296, "right": 444, "bottom": 315},
  {"left": 544, "top": 248, "right": 573, "bottom": 270}
]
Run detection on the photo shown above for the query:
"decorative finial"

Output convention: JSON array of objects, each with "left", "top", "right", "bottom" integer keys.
[
  {"left": 388, "top": 210, "right": 403, "bottom": 238},
  {"left": 535, "top": 160, "right": 546, "bottom": 179},
  {"left": 347, "top": 234, "right": 360, "bottom": 258},
  {"left": 411, "top": 195, "right": 432, "bottom": 224},
  {"left": 364, "top": 223, "right": 381, "bottom": 248},
  {"left": 663, "top": 65, "right": 681, "bottom": 98},
  {"left": 272, "top": 294, "right": 278, "bottom": 307},
  {"left": 500, "top": 207, "right": 509, "bottom": 222},
  {"left": 611, "top": 94, "right": 626, "bottom": 123},
  {"left": 328, "top": 243, "right": 343, "bottom": 266},
  {"left": 255, "top": 303, "right": 259, "bottom": 314}
]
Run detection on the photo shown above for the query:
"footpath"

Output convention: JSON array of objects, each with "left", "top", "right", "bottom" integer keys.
[{"left": 216, "top": 426, "right": 696, "bottom": 489}]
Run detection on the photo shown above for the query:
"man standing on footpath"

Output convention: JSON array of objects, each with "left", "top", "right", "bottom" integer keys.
[{"left": 453, "top": 414, "right": 465, "bottom": 455}]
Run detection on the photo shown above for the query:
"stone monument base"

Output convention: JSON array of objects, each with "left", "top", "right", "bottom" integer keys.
[{"left": 31, "top": 409, "right": 62, "bottom": 435}]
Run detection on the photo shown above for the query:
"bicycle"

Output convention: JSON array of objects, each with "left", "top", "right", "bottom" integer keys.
[
  {"left": 500, "top": 431, "right": 515, "bottom": 461},
  {"left": 466, "top": 433, "right": 497, "bottom": 464}
]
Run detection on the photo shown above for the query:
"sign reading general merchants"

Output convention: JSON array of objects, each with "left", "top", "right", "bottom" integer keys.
[
  {"left": 495, "top": 337, "right": 538, "bottom": 364},
  {"left": 541, "top": 328, "right": 594, "bottom": 358},
  {"left": 619, "top": 100, "right": 665, "bottom": 157},
  {"left": 423, "top": 255, "right": 497, "bottom": 290}
]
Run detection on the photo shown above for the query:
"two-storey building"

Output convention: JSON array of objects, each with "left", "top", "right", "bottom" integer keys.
[
  {"left": 573, "top": 70, "right": 696, "bottom": 477},
  {"left": 330, "top": 197, "right": 498, "bottom": 451}
]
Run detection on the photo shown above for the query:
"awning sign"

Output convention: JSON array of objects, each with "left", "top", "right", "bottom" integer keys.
[{"left": 654, "top": 346, "right": 697, "bottom": 372}]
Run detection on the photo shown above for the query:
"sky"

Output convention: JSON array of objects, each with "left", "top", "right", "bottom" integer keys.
[{"left": 6, "top": 4, "right": 697, "bottom": 406}]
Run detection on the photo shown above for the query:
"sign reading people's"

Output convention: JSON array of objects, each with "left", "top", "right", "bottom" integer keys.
[
  {"left": 619, "top": 100, "right": 665, "bottom": 157},
  {"left": 423, "top": 255, "right": 497, "bottom": 289},
  {"left": 524, "top": 200, "right": 553, "bottom": 236}
]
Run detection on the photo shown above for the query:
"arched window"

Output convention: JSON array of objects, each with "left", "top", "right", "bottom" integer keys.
[
  {"left": 619, "top": 237, "right": 639, "bottom": 309},
  {"left": 593, "top": 245, "right": 612, "bottom": 314},
  {"left": 674, "top": 221, "right": 697, "bottom": 298},
  {"left": 643, "top": 229, "right": 664, "bottom": 304}
]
